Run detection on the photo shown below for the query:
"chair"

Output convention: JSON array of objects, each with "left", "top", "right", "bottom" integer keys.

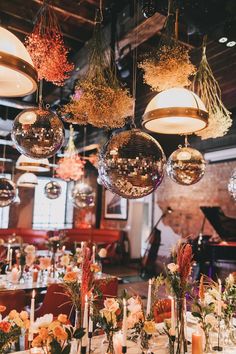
[
  {"left": 153, "top": 298, "right": 171, "bottom": 323},
  {"left": 0, "top": 290, "right": 26, "bottom": 317},
  {"left": 35, "top": 283, "right": 74, "bottom": 320}
]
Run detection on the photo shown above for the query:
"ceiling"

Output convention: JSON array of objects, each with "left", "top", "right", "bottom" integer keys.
[{"left": 0, "top": 0, "right": 236, "bottom": 164}]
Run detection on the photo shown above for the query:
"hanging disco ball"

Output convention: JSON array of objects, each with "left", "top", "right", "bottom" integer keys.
[
  {"left": 228, "top": 169, "right": 236, "bottom": 200},
  {"left": 0, "top": 177, "right": 17, "bottom": 207},
  {"left": 11, "top": 107, "right": 64, "bottom": 159},
  {"left": 44, "top": 180, "right": 62, "bottom": 200},
  {"left": 72, "top": 182, "right": 95, "bottom": 208},
  {"left": 166, "top": 146, "right": 206, "bottom": 185},
  {"left": 142, "top": 0, "right": 156, "bottom": 18},
  {"left": 98, "top": 129, "right": 166, "bottom": 199}
]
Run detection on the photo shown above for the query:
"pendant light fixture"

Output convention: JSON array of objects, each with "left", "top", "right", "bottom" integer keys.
[
  {"left": 17, "top": 172, "right": 38, "bottom": 188},
  {"left": 0, "top": 145, "right": 16, "bottom": 207},
  {"left": 44, "top": 155, "right": 62, "bottom": 199},
  {"left": 143, "top": 87, "right": 208, "bottom": 135},
  {"left": 0, "top": 26, "right": 37, "bottom": 97},
  {"left": 16, "top": 155, "right": 50, "bottom": 172}
]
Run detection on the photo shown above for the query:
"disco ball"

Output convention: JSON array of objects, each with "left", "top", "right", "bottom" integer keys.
[
  {"left": 228, "top": 169, "right": 236, "bottom": 200},
  {"left": 98, "top": 129, "right": 166, "bottom": 199},
  {"left": 166, "top": 146, "right": 206, "bottom": 185},
  {"left": 142, "top": 0, "right": 156, "bottom": 18},
  {"left": 0, "top": 177, "right": 17, "bottom": 207},
  {"left": 72, "top": 182, "right": 95, "bottom": 208},
  {"left": 44, "top": 181, "right": 62, "bottom": 199},
  {"left": 11, "top": 107, "right": 65, "bottom": 159}
]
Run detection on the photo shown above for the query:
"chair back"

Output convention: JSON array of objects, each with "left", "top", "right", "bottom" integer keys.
[
  {"left": 0, "top": 290, "right": 26, "bottom": 317},
  {"left": 153, "top": 298, "right": 171, "bottom": 323},
  {"left": 35, "top": 283, "right": 73, "bottom": 320}
]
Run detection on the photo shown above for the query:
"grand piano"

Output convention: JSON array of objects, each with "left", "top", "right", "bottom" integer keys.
[{"left": 192, "top": 206, "right": 236, "bottom": 279}]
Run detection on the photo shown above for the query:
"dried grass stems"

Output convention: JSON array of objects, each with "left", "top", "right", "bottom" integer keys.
[
  {"left": 61, "top": 22, "right": 133, "bottom": 129},
  {"left": 193, "top": 49, "right": 232, "bottom": 139},
  {"left": 139, "top": 41, "right": 196, "bottom": 92},
  {"left": 26, "top": 1, "right": 74, "bottom": 86}
]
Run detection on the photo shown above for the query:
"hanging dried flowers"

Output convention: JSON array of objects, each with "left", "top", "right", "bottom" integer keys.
[
  {"left": 61, "top": 10, "right": 133, "bottom": 129},
  {"left": 25, "top": 1, "right": 74, "bottom": 86},
  {"left": 139, "top": 2, "right": 196, "bottom": 92},
  {"left": 192, "top": 42, "right": 232, "bottom": 140},
  {"left": 56, "top": 125, "right": 85, "bottom": 181}
]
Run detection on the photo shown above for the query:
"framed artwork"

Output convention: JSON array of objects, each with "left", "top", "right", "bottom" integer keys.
[{"left": 104, "top": 189, "right": 128, "bottom": 220}]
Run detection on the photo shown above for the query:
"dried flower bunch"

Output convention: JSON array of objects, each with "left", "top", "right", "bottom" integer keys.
[
  {"left": 26, "top": 0, "right": 74, "bottom": 85},
  {"left": 139, "top": 1, "right": 196, "bottom": 92},
  {"left": 61, "top": 12, "right": 133, "bottom": 128},
  {"left": 139, "top": 42, "right": 196, "bottom": 92},
  {"left": 193, "top": 44, "right": 232, "bottom": 139}
]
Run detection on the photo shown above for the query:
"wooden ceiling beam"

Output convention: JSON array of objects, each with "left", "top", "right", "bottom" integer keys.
[{"left": 32, "top": 0, "right": 95, "bottom": 25}]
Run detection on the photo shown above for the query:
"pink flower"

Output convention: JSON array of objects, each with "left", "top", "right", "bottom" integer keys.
[
  {"left": 127, "top": 311, "right": 144, "bottom": 329},
  {"left": 127, "top": 296, "right": 142, "bottom": 314},
  {"left": 167, "top": 263, "right": 179, "bottom": 273},
  {"left": 103, "top": 298, "right": 119, "bottom": 312}
]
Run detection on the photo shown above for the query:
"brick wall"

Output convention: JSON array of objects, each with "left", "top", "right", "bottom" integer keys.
[{"left": 156, "top": 161, "right": 236, "bottom": 238}]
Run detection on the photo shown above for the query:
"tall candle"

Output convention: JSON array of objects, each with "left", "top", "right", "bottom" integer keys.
[
  {"left": 217, "top": 279, "right": 222, "bottom": 316},
  {"left": 82, "top": 295, "right": 88, "bottom": 347},
  {"left": 146, "top": 279, "right": 152, "bottom": 317},
  {"left": 192, "top": 332, "right": 203, "bottom": 354},
  {"left": 92, "top": 245, "right": 96, "bottom": 264},
  {"left": 11, "top": 267, "right": 19, "bottom": 284},
  {"left": 88, "top": 294, "right": 94, "bottom": 334},
  {"left": 9, "top": 249, "right": 13, "bottom": 270},
  {"left": 169, "top": 296, "right": 175, "bottom": 331},
  {"left": 6, "top": 244, "right": 10, "bottom": 262},
  {"left": 29, "top": 290, "right": 35, "bottom": 341},
  {"left": 122, "top": 298, "right": 127, "bottom": 347}
]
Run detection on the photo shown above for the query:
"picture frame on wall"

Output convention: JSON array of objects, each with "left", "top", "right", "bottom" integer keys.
[{"left": 104, "top": 189, "right": 128, "bottom": 220}]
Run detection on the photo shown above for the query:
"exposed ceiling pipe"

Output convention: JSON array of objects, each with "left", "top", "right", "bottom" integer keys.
[{"left": 0, "top": 98, "right": 37, "bottom": 110}]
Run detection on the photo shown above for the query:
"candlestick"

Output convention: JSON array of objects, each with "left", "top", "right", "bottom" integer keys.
[
  {"left": 88, "top": 294, "right": 94, "bottom": 334},
  {"left": 11, "top": 267, "right": 19, "bottom": 284},
  {"left": 81, "top": 294, "right": 88, "bottom": 350},
  {"left": 61, "top": 245, "right": 66, "bottom": 254},
  {"left": 192, "top": 331, "right": 203, "bottom": 354},
  {"left": 6, "top": 244, "right": 10, "bottom": 262},
  {"left": 9, "top": 249, "right": 13, "bottom": 270},
  {"left": 146, "top": 279, "right": 152, "bottom": 317},
  {"left": 122, "top": 298, "right": 127, "bottom": 347},
  {"left": 217, "top": 279, "right": 222, "bottom": 316},
  {"left": 92, "top": 245, "right": 96, "bottom": 264},
  {"left": 29, "top": 290, "right": 35, "bottom": 342}
]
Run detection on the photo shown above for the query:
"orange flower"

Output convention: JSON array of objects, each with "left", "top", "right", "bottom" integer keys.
[
  {"left": 39, "top": 327, "right": 49, "bottom": 341},
  {"left": 23, "top": 319, "right": 30, "bottom": 330},
  {"left": 90, "top": 263, "right": 100, "bottom": 273},
  {"left": 63, "top": 271, "right": 77, "bottom": 283},
  {"left": 53, "top": 325, "right": 68, "bottom": 341},
  {"left": 20, "top": 311, "right": 29, "bottom": 321},
  {"left": 8, "top": 309, "right": 18, "bottom": 320},
  {"left": 0, "top": 321, "right": 11, "bottom": 333},
  {"left": 32, "top": 335, "right": 43, "bottom": 347},
  {"left": 0, "top": 305, "right": 6, "bottom": 313},
  {"left": 57, "top": 314, "right": 67, "bottom": 324},
  {"left": 48, "top": 321, "right": 60, "bottom": 331},
  {"left": 39, "top": 257, "right": 51, "bottom": 270}
]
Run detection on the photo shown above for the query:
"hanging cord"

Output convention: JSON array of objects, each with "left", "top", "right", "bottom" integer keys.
[
  {"left": 52, "top": 154, "right": 56, "bottom": 179},
  {"left": 37, "top": 80, "right": 43, "bottom": 108},
  {"left": 184, "top": 135, "right": 189, "bottom": 147},
  {"left": 131, "top": 0, "right": 139, "bottom": 128},
  {"left": 175, "top": 8, "right": 179, "bottom": 40},
  {"left": 82, "top": 126, "right": 87, "bottom": 183},
  {"left": 2, "top": 144, "right": 6, "bottom": 175}
]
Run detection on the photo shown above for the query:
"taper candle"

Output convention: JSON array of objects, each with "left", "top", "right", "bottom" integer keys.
[
  {"left": 122, "top": 298, "right": 127, "bottom": 347},
  {"left": 6, "top": 244, "right": 10, "bottom": 262},
  {"left": 88, "top": 294, "right": 94, "bottom": 334},
  {"left": 146, "top": 279, "right": 152, "bottom": 317},
  {"left": 217, "top": 279, "right": 222, "bottom": 316},
  {"left": 9, "top": 249, "right": 13, "bottom": 270},
  {"left": 29, "top": 290, "right": 36, "bottom": 341},
  {"left": 82, "top": 295, "right": 88, "bottom": 348},
  {"left": 92, "top": 245, "right": 96, "bottom": 264}
]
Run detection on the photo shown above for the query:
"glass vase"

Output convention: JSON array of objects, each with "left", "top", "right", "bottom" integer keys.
[
  {"left": 203, "top": 327, "right": 212, "bottom": 353},
  {"left": 140, "top": 329, "right": 150, "bottom": 353},
  {"left": 174, "top": 297, "right": 187, "bottom": 354},
  {"left": 74, "top": 309, "right": 81, "bottom": 329},
  {"left": 106, "top": 332, "right": 114, "bottom": 354}
]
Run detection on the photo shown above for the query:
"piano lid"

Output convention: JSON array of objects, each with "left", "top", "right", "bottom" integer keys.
[{"left": 201, "top": 206, "right": 236, "bottom": 241}]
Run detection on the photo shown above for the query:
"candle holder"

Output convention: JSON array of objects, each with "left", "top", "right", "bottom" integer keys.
[
  {"left": 212, "top": 316, "right": 223, "bottom": 352},
  {"left": 81, "top": 346, "right": 87, "bottom": 354},
  {"left": 88, "top": 332, "right": 92, "bottom": 354},
  {"left": 122, "top": 345, "right": 127, "bottom": 353}
]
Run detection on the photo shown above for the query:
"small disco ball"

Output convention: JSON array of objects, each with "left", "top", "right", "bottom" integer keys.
[
  {"left": 0, "top": 177, "right": 17, "bottom": 207},
  {"left": 98, "top": 129, "right": 166, "bottom": 199},
  {"left": 142, "top": 0, "right": 156, "bottom": 18},
  {"left": 11, "top": 107, "right": 64, "bottom": 159},
  {"left": 72, "top": 182, "right": 95, "bottom": 208},
  {"left": 228, "top": 169, "right": 236, "bottom": 200},
  {"left": 166, "top": 146, "right": 206, "bottom": 185},
  {"left": 44, "top": 181, "right": 62, "bottom": 200}
]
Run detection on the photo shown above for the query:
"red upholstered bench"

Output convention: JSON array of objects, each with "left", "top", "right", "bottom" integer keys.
[{"left": 0, "top": 228, "right": 48, "bottom": 250}]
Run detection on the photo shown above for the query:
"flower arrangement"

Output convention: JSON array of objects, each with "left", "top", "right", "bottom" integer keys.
[
  {"left": 31, "top": 313, "right": 84, "bottom": 354},
  {"left": 0, "top": 309, "right": 29, "bottom": 352},
  {"left": 192, "top": 40, "right": 232, "bottom": 139},
  {"left": 139, "top": 1, "right": 195, "bottom": 92},
  {"left": 61, "top": 11, "right": 133, "bottom": 129},
  {"left": 25, "top": 1, "right": 74, "bottom": 85}
]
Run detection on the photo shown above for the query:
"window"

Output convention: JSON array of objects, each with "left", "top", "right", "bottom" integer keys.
[
  {"left": 33, "top": 177, "right": 73, "bottom": 229},
  {"left": 0, "top": 174, "right": 12, "bottom": 228}
]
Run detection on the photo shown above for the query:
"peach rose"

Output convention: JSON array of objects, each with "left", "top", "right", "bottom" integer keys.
[
  {"left": 8, "top": 309, "right": 18, "bottom": 320},
  {"left": 48, "top": 321, "right": 60, "bottom": 331},
  {"left": 23, "top": 319, "right": 30, "bottom": 330},
  {"left": 98, "top": 248, "right": 107, "bottom": 258},
  {"left": 53, "top": 325, "right": 68, "bottom": 341},
  {"left": 90, "top": 263, "right": 100, "bottom": 273},
  {"left": 60, "top": 255, "right": 70, "bottom": 267},
  {"left": 144, "top": 320, "right": 156, "bottom": 334},
  {"left": 26, "top": 253, "right": 36, "bottom": 267},
  {"left": 127, "top": 311, "right": 144, "bottom": 329},
  {"left": 13, "top": 316, "right": 24, "bottom": 328},
  {"left": 167, "top": 263, "right": 179, "bottom": 273},
  {"left": 39, "top": 327, "right": 49, "bottom": 341},
  {"left": 25, "top": 245, "right": 36, "bottom": 254},
  {"left": 0, "top": 305, "right": 6, "bottom": 313},
  {"left": 57, "top": 314, "right": 67, "bottom": 324},
  {"left": 0, "top": 321, "right": 11, "bottom": 333},
  {"left": 104, "top": 298, "right": 119, "bottom": 312},
  {"left": 100, "top": 309, "right": 117, "bottom": 326},
  {"left": 20, "top": 311, "right": 29, "bottom": 321},
  {"left": 32, "top": 335, "right": 43, "bottom": 347},
  {"left": 127, "top": 296, "right": 142, "bottom": 314},
  {"left": 39, "top": 257, "right": 51, "bottom": 270},
  {"left": 63, "top": 271, "right": 77, "bottom": 283}
]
